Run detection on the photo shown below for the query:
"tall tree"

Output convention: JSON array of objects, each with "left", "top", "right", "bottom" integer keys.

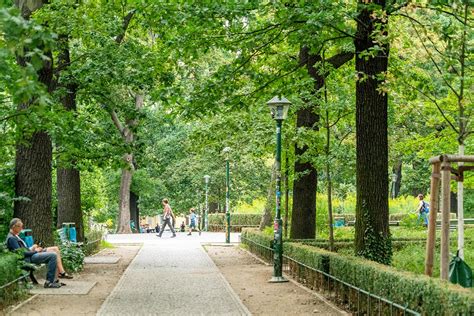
[
  {"left": 56, "top": 35, "right": 83, "bottom": 241},
  {"left": 291, "top": 47, "right": 352, "bottom": 239},
  {"left": 13, "top": 0, "right": 54, "bottom": 246},
  {"left": 354, "top": 0, "right": 391, "bottom": 264}
]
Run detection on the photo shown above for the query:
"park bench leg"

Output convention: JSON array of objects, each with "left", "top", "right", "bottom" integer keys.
[{"left": 29, "top": 270, "right": 39, "bottom": 284}]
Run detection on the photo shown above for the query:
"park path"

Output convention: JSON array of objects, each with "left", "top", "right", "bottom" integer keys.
[{"left": 98, "top": 232, "right": 250, "bottom": 316}]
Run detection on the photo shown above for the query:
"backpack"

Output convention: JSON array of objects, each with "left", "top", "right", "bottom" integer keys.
[{"left": 421, "top": 201, "right": 430, "bottom": 213}]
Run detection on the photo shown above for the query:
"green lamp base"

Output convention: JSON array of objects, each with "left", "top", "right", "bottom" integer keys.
[{"left": 269, "top": 276, "right": 289, "bottom": 283}]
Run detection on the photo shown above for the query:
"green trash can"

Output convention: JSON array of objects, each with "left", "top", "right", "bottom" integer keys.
[
  {"left": 19, "top": 229, "right": 34, "bottom": 247},
  {"left": 449, "top": 250, "right": 472, "bottom": 288},
  {"left": 62, "top": 223, "right": 77, "bottom": 242}
]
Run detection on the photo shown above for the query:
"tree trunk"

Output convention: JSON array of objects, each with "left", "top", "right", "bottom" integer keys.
[
  {"left": 130, "top": 191, "right": 139, "bottom": 233},
  {"left": 15, "top": 132, "right": 53, "bottom": 246},
  {"left": 259, "top": 162, "right": 276, "bottom": 230},
  {"left": 115, "top": 94, "right": 143, "bottom": 234},
  {"left": 56, "top": 35, "right": 83, "bottom": 241},
  {"left": 290, "top": 47, "right": 353, "bottom": 239},
  {"left": 117, "top": 155, "right": 134, "bottom": 234},
  {"left": 14, "top": 0, "right": 54, "bottom": 246},
  {"left": 284, "top": 143, "right": 290, "bottom": 238},
  {"left": 290, "top": 47, "right": 321, "bottom": 239},
  {"left": 354, "top": 0, "right": 391, "bottom": 264},
  {"left": 57, "top": 169, "right": 83, "bottom": 241}
]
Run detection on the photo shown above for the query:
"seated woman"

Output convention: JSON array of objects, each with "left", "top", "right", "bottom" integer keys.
[{"left": 6, "top": 218, "right": 72, "bottom": 288}]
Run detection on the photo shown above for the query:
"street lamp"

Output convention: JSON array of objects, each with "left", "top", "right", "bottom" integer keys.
[
  {"left": 391, "top": 173, "right": 397, "bottom": 200},
  {"left": 204, "top": 175, "right": 210, "bottom": 231},
  {"left": 223, "top": 146, "right": 231, "bottom": 243},
  {"left": 267, "top": 96, "right": 291, "bottom": 283}
]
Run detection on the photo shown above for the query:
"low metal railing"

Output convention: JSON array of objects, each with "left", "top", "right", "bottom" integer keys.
[{"left": 241, "top": 236, "right": 421, "bottom": 316}]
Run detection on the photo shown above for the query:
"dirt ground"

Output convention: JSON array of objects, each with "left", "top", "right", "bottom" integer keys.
[
  {"left": 206, "top": 245, "right": 345, "bottom": 316},
  {"left": 4, "top": 244, "right": 344, "bottom": 316},
  {"left": 6, "top": 245, "right": 140, "bottom": 316}
]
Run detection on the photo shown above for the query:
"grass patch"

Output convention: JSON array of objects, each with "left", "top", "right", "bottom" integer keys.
[{"left": 100, "top": 240, "right": 115, "bottom": 249}]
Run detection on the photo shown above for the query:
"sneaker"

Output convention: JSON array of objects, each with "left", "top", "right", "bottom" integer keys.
[
  {"left": 59, "top": 272, "right": 73, "bottom": 279},
  {"left": 187, "top": 233, "right": 191, "bottom": 236},
  {"left": 157, "top": 234, "right": 162, "bottom": 238},
  {"left": 44, "top": 281, "right": 61, "bottom": 288},
  {"left": 54, "top": 280, "right": 67, "bottom": 286},
  {"left": 171, "top": 235, "right": 176, "bottom": 238}
]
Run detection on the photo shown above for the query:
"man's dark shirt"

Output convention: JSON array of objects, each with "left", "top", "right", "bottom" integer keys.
[{"left": 6, "top": 232, "right": 36, "bottom": 258}]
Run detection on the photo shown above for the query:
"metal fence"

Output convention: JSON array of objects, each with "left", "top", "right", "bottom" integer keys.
[{"left": 241, "top": 236, "right": 421, "bottom": 316}]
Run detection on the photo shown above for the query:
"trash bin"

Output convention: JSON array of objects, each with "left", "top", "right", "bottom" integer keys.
[
  {"left": 334, "top": 218, "right": 345, "bottom": 228},
  {"left": 449, "top": 250, "right": 472, "bottom": 288},
  {"left": 20, "top": 229, "right": 34, "bottom": 247},
  {"left": 62, "top": 223, "right": 77, "bottom": 243}
]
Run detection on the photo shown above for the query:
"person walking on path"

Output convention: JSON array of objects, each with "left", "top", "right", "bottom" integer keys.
[
  {"left": 157, "top": 198, "right": 176, "bottom": 238},
  {"left": 187, "top": 208, "right": 201, "bottom": 236},
  {"left": 416, "top": 194, "right": 430, "bottom": 227}
]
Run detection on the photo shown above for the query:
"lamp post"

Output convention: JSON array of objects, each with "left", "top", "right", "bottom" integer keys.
[
  {"left": 223, "top": 147, "right": 231, "bottom": 243},
  {"left": 204, "top": 175, "right": 210, "bottom": 231},
  {"left": 267, "top": 96, "right": 291, "bottom": 283},
  {"left": 391, "top": 173, "right": 397, "bottom": 200}
]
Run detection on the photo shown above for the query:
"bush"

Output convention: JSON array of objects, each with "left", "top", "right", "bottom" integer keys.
[
  {"left": 241, "top": 228, "right": 273, "bottom": 248},
  {"left": 0, "top": 246, "right": 27, "bottom": 308},
  {"left": 241, "top": 229, "right": 474, "bottom": 315},
  {"left": 328, "top": 253, "right": 473, "bottom": 315},
  {"left": 208, "top": 213, "right": 261, "bottom": 226},
  {"left": 60, "top": 243, "right": 85, "bottom": 273},
  {"left": 83, "top": 229, "right": 105, "bottom": 256}
]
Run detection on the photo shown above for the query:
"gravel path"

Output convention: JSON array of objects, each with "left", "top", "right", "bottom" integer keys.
[{"left": 98, "top": 233, "right": 249, "bottom": 316}]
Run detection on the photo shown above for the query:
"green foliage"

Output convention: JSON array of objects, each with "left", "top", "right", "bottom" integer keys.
[
  {"left": 82, "top": 229, "right": 104, "bottom": 256},
  {"left": 100, "top": 240, "right": 114, "bottom": 249},
  {"left": 208, "top": 213, "right": 261, "bottom": 226},
  {"left": 59, "top": 244, "right": 85, "bottom": 273},
  {"left": 329, "top": 250, "right": 473, "bottom": 315},
  {"left": 0, "top": 246, "right": 22, "bottom": 284},
  {"left": 0, "top": 245, "right": 27, "bottom": 308},
  {"left": 241, "top": 228, "right": 273, "bottom": 249},
  {"left": 243, "top": 229, "right": 474, "bottom": 315},
  {"left": 400, "top": 212, "right": 427, "bottom": 228}
]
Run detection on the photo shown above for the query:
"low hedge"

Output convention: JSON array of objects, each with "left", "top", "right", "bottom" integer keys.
[
  {"left": 208, "top": 213, "right": 261, "bottom": 226},
  {"left": 298, "top": 238, "right": 473, "bottom": 253},
  {"left": 207, "top": 225, "right": 258, "bottom": 232},
  {"left": 241, "top": 228, "right": 474, "bottom": 315},
  {"left": 241, "top": 228, "right": 273, "bottom": 248},
  {"left": 334, "top": 213, "right": 457, "bottom": 223},
  {"left": 0, "top": 247, "right": 27, "bottom": 308}
]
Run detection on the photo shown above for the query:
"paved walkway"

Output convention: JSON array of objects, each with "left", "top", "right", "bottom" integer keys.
[{"left": 98, "top": 232, "right": 249, "bottom": 316}]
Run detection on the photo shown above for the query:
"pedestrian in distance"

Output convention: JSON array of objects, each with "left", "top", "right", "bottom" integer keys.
[
  {"left": 157, "top": 199, "right": 176, "bottom": 238},
  {"left": 187, "top": 208, "right": 201, "bottom": 236},
  {"left": 416, "top": 194, "right": 430, "bottom": 227}
]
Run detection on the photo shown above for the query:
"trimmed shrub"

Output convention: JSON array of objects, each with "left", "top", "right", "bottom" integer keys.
[
  {"left": 328, "top": 254, "right": 473, "bottom": 315},
  {"left": 241, "top": 229, "right": 474, "bottom": 315},
  {"left": 0, "top": 246, "right": 27, "bottom": 308},
  {"left": 83, "top": 229, "right": 104, "bottom": 256},
  {"left": 241, "top": 228, "right": 273, "bottom": 248},
  {"left": 208, "top": 213, "right": 261, "bottom": 226},
  {"left": 208, "top": 214, "right": 261, "bottom": 231}
]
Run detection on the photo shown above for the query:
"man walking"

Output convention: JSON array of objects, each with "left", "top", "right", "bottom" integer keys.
[{"left": 157, "top": 198, "right": 176, "bottom": 238}]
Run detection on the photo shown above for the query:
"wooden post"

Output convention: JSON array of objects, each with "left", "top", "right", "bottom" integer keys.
[
  {"left": 440, "top": 160, "right": 451, "bottom": 280},
  {"left": 425, "top": 162, "right": 440, "bottom": 276}
]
